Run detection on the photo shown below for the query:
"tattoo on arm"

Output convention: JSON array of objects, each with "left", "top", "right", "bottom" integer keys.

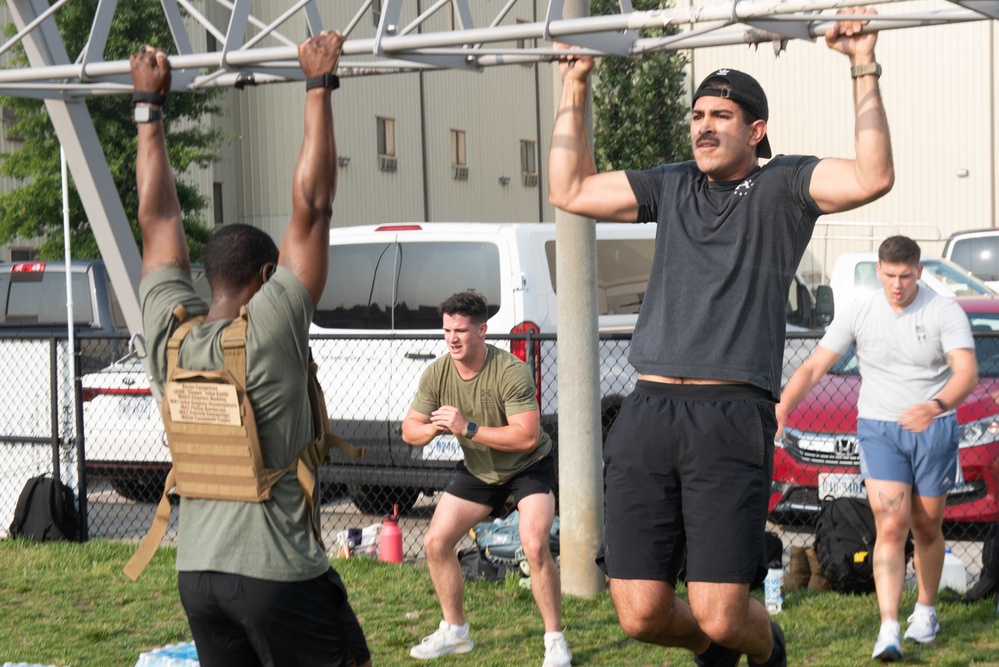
[{"left": 879, "top": 490, "right": 904, "bottom": 513}]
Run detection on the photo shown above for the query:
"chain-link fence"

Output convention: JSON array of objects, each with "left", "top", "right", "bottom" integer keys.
[{"left": 1, "top": 330, "right": 995, "bottom": 581}]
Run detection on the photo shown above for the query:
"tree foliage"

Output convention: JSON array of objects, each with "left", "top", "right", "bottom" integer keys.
[
  {"left": 590, "top": 0, "right": 692, "bottom": 172},
  {"left": 0, "top": 0, "right": 224, "bottom": 260}
]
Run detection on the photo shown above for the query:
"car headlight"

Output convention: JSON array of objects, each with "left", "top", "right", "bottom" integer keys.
[{"left": 958, "top": 417, "right": 999, "bottom": 448}]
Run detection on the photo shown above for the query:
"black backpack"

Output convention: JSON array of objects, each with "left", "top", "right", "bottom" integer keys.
[
  {"left": 8, "top": 474, "right": 81, "bottom": 542},
  {"left": 814, "top": 497, "right": 912, "bottom": 594},
  {"left": 957, "top": 525, "right": 999, "bottom": 604}
]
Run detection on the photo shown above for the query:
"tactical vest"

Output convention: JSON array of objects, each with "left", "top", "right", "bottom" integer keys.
[{"left": 124, "top": 305, "right": 364, "bottom": 581}]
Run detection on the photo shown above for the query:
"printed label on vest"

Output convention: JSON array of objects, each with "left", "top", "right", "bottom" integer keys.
[{"left": 165, "top": 382, "right": 241, "bottom": 426}]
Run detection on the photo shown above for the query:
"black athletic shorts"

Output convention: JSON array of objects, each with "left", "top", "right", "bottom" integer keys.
[
  {"left": 178, "top": 567, "right": 370, "bottom": 667},
  {"left": 599, "top": 381, "right": 776, "bottom": 587},
  {"left": 443, "top": 454, "right": 556, "bottom": 515}
]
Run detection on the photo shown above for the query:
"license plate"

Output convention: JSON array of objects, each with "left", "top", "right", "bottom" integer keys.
[
  {"left": 117, "top": 396, "right": 151, "bottom": 418},
  {"left": 818, "top": 472, "right": 866, "bottom": 500},
  {"left": 422, "top": 434, "right": 464, "bottom": 461}
]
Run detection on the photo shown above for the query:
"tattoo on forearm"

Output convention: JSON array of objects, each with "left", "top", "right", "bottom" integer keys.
[{"left": 879, "top": 491, "right": 904, "bottom": 513}]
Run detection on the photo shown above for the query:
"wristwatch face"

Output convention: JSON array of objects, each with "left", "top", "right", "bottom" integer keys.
[
  {"left": 134, "top": 106, "right": 162, "bottom": 123},
  {"left": 466, "top": 422, "right": 478, "bottom": 437}
]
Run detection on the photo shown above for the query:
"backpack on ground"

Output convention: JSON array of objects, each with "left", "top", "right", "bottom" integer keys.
[
  {"left": 955, "top": 524, "right": 999, "bottom": 604},
  {"left": 124, "top": 305, "right": 365, "bottom": 581},
  {"left": 8, "top": 474, "right": 81, "bottom": 542},
  {"left": 469, "top": 510, "right": 559, "bottom": 567},
  {"left": 814, "top": 497, "right": 913, "bottom": 594}
]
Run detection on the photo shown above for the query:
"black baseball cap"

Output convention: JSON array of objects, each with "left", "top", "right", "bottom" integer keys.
[{"left": 692, "top": 68, "right": 771, "bottom": 158}]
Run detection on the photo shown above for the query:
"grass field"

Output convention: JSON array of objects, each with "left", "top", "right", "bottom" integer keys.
[{"left": 0, "top": 539, "right": 996, "bottom": 666}]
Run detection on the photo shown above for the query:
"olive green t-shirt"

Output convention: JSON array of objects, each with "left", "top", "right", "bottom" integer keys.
[
  {"left": 410, "top": 344, "right": 552, "bottom": 484},
  {"left": 140, "top": 267, "right": 328, "bottom": 582}
]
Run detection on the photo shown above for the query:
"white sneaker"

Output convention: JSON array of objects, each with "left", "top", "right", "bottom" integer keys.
[
  {"left": 903, "top": 608, "right": 940, "bottom": 644},
  {"left": 542, "top": 635, "right": 572, "bottom": 667},
  {"left": 409, "top": 621, "right": 474, "bottom": 660},
  {"left": 872, "top": 622, "right": 903, "bottom": 662}
]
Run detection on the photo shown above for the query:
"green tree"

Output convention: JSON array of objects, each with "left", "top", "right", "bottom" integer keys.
[
  {"left": 0, "top": 0, "right": 224, "bottom": 261},
  {"left": 590, "top": 0, "right": 691, "bottom": 172}
]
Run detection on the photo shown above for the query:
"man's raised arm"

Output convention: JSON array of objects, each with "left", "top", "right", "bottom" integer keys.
[
  {"left": 809, "top": 7, "right": 895, "bottom": 214},
  {"left": 279, "top": 31, "right": 344, "bottom": 307},
  {"left": 131, "top": 47, "right": 189, "bottom": 279}
]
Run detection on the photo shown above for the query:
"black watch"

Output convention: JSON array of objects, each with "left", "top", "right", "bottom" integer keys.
[
  {"left": 305, "top": 73, "right": 340, "bottom": 91},
  {"left": 465, "top": 421, "right": 478, "bottom": 439}
]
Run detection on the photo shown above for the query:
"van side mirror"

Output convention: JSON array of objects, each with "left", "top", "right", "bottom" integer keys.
[{"left": 814, "top": 285, "right": 834, "bottom": 327}]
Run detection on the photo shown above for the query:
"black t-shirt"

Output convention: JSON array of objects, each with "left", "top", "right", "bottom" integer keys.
[{"left": 625, "top": 155, "right": 822, "bottom": 400}]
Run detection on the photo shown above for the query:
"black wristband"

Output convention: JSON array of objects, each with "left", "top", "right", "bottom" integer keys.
[
  {"left": 131, "top": 91, "right": 167, "bottom": 108},
  {"left": 932, "top": 397, "right": 947, "bottom": 412},
  {"left": 306, "top": 74, "right": 340, "bottom": 91}
]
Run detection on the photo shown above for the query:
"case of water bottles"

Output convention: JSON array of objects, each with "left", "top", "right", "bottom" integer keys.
[
  {"left": 133, "top": 642, "right": 200, "bottom": 667},
  {"left": 764, "top": 567, "right": 785, "bottom": 613}
]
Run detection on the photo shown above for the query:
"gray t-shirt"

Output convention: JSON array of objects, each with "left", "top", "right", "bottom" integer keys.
[
  {"left": 625, "top": 156, "right": 821, "bottom": 400},
  {"left": 140, "top": 267, "right": 329, "bottom": 582},
  {"left": 819, "top": 287, "right": 974, "bottom": 421}
]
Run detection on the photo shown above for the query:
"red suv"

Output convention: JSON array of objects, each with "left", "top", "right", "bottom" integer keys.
[{"left": 772, "top": 297, "right": 999, "bottom": 526}]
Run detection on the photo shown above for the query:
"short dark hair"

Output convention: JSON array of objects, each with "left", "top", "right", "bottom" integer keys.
[
  {"left": 203, "top": 223, "right": 279, "bottom": 291},
  {"left": 438, "top": 291, "right": 488, "bottom": 324},
  {"left": 878, "top": 236, "right": 921, "bottom": 266}
]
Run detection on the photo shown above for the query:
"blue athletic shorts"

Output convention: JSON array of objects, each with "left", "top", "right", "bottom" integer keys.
[
  {"left": 598, "top": 381, "right": 775, "bottom": 586},
  {"left": 858, "top": 415, "right": 960, "bottom": 498}
]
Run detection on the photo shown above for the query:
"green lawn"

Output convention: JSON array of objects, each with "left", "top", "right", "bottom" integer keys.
[{"left": 0, "top": 539, "right": 996, "bottom": 666}]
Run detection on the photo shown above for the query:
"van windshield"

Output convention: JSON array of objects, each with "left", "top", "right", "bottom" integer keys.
[
  {"left": 315, "top": 241, "right": 502, "bottom": 330},
  {"left": 2, "top": 268, "right": 93, "bottom": 325}
]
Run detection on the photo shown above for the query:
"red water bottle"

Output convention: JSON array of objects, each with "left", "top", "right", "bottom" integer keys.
[{"left": 380, "top": 504, "right": 404, "bottom": 564}]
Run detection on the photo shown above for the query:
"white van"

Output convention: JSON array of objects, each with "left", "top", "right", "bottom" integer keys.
[{"left": 311, "top": 222, "right": 829, "bottom": 514}]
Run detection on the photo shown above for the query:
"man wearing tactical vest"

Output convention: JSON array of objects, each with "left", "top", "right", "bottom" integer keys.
[{"left": 130, "top": 32, "right": 371, "bottom": 667}]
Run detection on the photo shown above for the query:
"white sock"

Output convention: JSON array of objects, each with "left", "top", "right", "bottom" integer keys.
[
  {"left": 881, "top": 621, "right": 900, "bottom": 635},
  {"left": 449, "top": 622, "right": 470, "bottom": 637},
  {"left": 914, "top": 602, "right": 935, "bottom": 615},
  {"left": 544, "top": 631, "right": 564, "bottom": 643}
]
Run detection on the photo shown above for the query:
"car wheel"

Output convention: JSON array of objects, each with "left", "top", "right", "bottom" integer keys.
[
  {"left": 110, "top": 471, "right": 167, "bottom": 503},
  {"left": 348, "top": 485, "right": 419, "bottom": 516}
]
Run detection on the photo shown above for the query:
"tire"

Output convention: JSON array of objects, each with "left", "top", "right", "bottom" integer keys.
[
  {"left": 110, "top": 471, "right": 167, "bottom": 503},
  {"left": 348, "top": 485, "right": 419, "bottom": 516}
]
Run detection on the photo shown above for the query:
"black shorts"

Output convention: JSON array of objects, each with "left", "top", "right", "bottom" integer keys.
[
  {"left": 599, "top": 381, "right": 775, "bottom": 586},
  {"left": 444, "top": 455, "right": 556, "bottom": 515},
  {"left": 178, "top": 568, "right": 370, "bottom": 667}
]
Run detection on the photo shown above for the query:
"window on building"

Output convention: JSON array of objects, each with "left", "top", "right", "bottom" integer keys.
[
  {"left": 450, "top": 129, "right": 468, "bottom": 180},
  {"left": 206, "top": 30, "right": 218, "bottom": 52},
  {"left": 9, "top": 248, "right": 38, "bottom": 262},
  {"left": 213, "top": 182, "right": 224, "bottom": 226},
  {"left": 3, "top": 107, "right": 23, "bottom": 142},
  {"left": 377, "top": 117, "right": 397, "bottom": 172},
  {"left": 521, "top": 140, "right": 538, "bottom": 187},
  {"left": 373, "top": 0, "right": 383, "bottom": 27}
]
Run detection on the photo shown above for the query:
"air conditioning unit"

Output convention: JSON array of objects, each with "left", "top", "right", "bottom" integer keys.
[
  {"left": 522, "top": 172, "right": 538, "bottom": 187},
  {"left": 452, "top": 165, "right": 469, "bottom": 181},
  {"left": 379, "top": 155, "right": 398, "bottom": 172}
]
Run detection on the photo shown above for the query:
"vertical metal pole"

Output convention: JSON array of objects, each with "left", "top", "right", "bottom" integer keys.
[
  {"left": 554, "top": 0, "right": 605, "bottom": 598},
  {"left": 49, "top": 338, "right": 61, "bottom": 483}
]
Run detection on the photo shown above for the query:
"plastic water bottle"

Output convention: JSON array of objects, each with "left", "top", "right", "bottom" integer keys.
[
  {"left": 764, "top": 567, "right": 785, "bottom": 613},
  {"left": 939, "top": 548, "right": 967, "bottom": 592},
  {"left": 379, "top": 504, "right": 404, "bottom": 564}
]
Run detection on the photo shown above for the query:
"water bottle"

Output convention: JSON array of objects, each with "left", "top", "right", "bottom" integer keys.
[
  {"left": 764, "top": 567, "right": 785, "bottom": 613},
  {"left": 379, "top": 504, "right": 404, "bottom": 564},
  {"left": 939, "top": 548, "right": 967, "bottom": 592}
]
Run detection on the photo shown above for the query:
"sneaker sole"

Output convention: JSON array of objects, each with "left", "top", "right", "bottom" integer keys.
[
  {"left": 903, "top": 633, "right": 938, "bottom": 644},
  {"left": 873, "top": 647, "right": 902, "bottom": 662},
  {"left": 410, "top": 643, "right": 474, "bottom": 660}
]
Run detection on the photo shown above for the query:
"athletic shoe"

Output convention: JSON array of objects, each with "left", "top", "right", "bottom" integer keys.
[
  {"left": 903, "top": 608, "right": 940, "bottom": 644},
  {"left": 872, "top": 623, "right": 903, "bottom": 662},
  {"left": 409, "top": 621, "right": 474, "bottom": 660},
  {"left": 694, "top": 642, "right": 741, "bottom": 667},
  {"left": 542, "top": 634, "right": 573, "bottom": 667}
]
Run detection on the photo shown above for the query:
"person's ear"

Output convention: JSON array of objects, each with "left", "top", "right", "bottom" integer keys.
[{"left": 260, "top": 262, "right": 276, "bottom": 283}]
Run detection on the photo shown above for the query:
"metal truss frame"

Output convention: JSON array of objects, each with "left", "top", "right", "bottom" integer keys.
[{"left": 1, "top": 0, "right": 996, "bottom": 336}]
